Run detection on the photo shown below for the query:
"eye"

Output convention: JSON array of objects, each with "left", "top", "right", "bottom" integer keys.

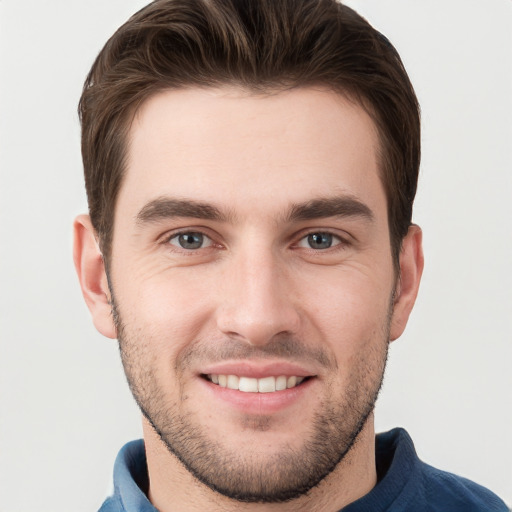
[
  {"left": 297, "top": 232, "right": 341, "bottom": 250},
  {"left": 168, "top": 232, "right": 212, "bottom": 250}
]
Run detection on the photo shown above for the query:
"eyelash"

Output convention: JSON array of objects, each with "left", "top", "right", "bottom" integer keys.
[
  {"left": 162, "top": 229, "right": 218, "bottom": 253},
  {"left": 161, "top": 228, "right": 351, "bottom": 253},
  {"left": 295, "top": 231, "right": 346, "bottom": 251}
]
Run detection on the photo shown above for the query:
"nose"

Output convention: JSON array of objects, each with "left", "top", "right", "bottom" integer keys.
[{"left": 215, "top": 247, "right": 301, "bottom": 347}]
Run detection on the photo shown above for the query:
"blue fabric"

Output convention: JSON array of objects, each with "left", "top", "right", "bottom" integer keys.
[
  {"left": 98, "top": 428, "right": 508, "bottom": 511},
  {"left": 99, "top": 440, "right": 157, "bottom": 512}
]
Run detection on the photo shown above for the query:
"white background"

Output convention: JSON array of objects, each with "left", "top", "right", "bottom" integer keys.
[{"left": 0, "top": 1, "right": 510, "bottom": 510}]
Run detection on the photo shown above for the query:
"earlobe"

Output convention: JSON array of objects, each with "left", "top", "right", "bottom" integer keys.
[
  {"left": 73, "top": 214, "right": 117, "bottom": 339},
  {"left": 389, "top": 224, "right": 424, "bottom": 341}
]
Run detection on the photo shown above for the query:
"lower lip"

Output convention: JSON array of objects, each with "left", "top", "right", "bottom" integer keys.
[{"left": 198, "top": 377, "right": 315, "bottom": 415}]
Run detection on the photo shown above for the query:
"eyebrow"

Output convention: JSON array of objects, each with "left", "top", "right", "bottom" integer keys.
[
  {"left": 136, "top": 197, "right": 229, "bottom": 224},
  {"left": 135, "top": 195, "right": 374, "bottom": 226},
  {"left": 287, "top": 196, "right": 374, "bottom": 223}
]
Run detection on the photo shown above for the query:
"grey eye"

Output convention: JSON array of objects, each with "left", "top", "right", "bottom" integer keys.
[
  {"left": 169, "top": 232, "right": 211, "bottom": 250},
  {"left": 308, "top": 233, "right": 332, "bottom": 249},
  {"left": 298, "top": 232, "right": 340, "bottom": 250}
]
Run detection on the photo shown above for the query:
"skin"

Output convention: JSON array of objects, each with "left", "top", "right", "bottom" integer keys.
[{"left": 74, "top": 86, "right": 423, "bottom": 511}]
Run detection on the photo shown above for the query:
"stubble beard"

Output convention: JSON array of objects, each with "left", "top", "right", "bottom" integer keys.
[{"left": 112, "top": 297, "right": 391, "bottom": 503}]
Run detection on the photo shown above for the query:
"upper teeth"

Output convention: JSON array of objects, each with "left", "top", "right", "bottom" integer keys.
[{"left": 208, "top": 374, "right": 305, "bottom": 393}]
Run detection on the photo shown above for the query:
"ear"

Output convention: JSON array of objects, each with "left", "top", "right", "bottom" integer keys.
[
  {"left": 389, "top": 224, "right": 424, "bottom": 341},
  {"left": 73, "top": 214, "right": 117, "bottom": 339}
]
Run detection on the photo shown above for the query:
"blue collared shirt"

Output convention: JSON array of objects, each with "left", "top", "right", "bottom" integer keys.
[{"left": 99, "top": 428, "right": 509, "bottom": 511}]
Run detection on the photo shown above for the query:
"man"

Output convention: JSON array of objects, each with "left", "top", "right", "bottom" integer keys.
[{"left": 73, "top": 0, "right": 509, "bottom": 510}]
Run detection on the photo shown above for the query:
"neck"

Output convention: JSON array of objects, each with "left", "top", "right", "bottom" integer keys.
[{"left": 143, "top": 415, "right": 377, "bottom": 512}]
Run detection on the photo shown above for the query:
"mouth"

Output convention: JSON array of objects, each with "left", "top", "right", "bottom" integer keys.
[{"left": 202, "top": 374, "right": 311, "bottom": 393}]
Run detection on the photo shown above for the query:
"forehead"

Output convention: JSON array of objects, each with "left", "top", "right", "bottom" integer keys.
[{"left": 120, "top": 86, "right": 385, "bottom": 221}]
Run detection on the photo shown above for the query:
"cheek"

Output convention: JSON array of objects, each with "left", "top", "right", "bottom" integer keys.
[
  {"left": 114, "top": 264, "right": 217, "bottom": 358},
  {"left": 305, "top": 274, "right": 392, "bottom": 391},
  {"left": 299, "top": 266, "right": 394, "bottom": 341}
]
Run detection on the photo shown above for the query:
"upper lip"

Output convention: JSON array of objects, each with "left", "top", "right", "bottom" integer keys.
[{"left": 199, "top": 360, "right": 316, "bottom": 379}]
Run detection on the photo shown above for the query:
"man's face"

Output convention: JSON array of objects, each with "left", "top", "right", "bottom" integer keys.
[{"left": 108, "top": 87, "right": 400, "bottom": 501}]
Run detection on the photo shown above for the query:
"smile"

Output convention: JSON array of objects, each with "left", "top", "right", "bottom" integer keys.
[{"left": 205, "top": 374, "right": 308, "bottom": 393}]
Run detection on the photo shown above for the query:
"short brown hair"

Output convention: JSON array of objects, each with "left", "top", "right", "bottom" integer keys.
[{"left": 79, "top": 0, "right": 420, "bottom": 265}]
